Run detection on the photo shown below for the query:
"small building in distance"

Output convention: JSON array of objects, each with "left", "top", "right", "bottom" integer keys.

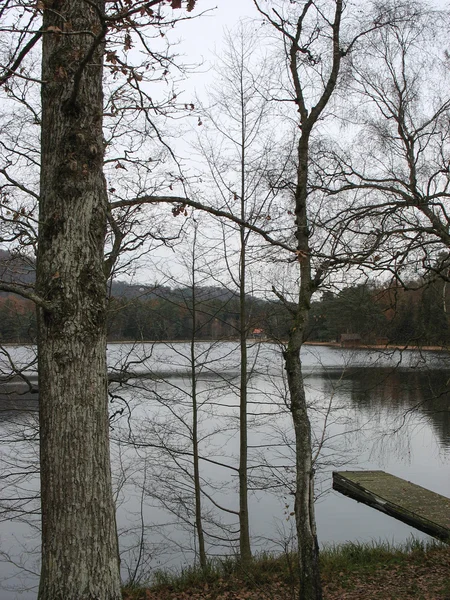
[
  {"left": 251, "top": 328, "right": 267, "bottom": 340},
  {"left": 340, "top": 333, "right": 362, "bottom": 347}
]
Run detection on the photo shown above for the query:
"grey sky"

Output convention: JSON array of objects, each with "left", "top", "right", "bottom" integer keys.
[{"left": 167, "top": 1, "right": 261, "bottom": 95}]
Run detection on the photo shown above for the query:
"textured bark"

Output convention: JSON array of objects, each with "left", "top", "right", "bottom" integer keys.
[{"left": 36, "top": 1, "right": 121, "bottom": 598}]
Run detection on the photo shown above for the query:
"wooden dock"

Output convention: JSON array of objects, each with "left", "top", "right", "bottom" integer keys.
[{"left": 333, "top": 470, "right": 450, "bottom": 543}]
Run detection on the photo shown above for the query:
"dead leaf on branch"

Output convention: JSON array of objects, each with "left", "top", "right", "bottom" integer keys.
[
  {"left": 124, "top": 33, "right": 133, "bottom": 51},
  {"left": 106, "top": 51, "right": 118, "bottom": 65},
  {"left": 295, "top": 249, "right": 308, "bottom": 262},
  {"left": 168, "top": 0, "right": 196, "bottom": 10}
]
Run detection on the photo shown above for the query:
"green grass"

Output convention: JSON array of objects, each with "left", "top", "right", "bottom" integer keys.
[
  {"left": 122, "top": 538, "right": 448, "bottom": 598},
  {"left": 149, "top": 551, "right": 297, "bottom": 591},
  {"left": 320, "top": 538, "right": 439, "bottom": 579},
  {"left": 322, "top": 537, "right": 432, "bottom": 566}
]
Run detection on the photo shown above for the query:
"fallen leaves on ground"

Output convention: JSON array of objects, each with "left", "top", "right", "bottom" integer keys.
[
  {"left": 123, "top": 546, "right": 450, "bottom": 600},
  {"left": 323, "top": 546, "right": 450, "bottom": 600}
]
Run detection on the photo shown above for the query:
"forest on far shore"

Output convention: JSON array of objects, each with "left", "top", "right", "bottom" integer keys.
[{"left": 1, "top": 275, "right": 449, "bottom": 347}]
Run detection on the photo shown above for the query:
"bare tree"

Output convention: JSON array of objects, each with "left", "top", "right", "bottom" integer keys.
[
  {"left": 251, "top": 1, "right": 406, "bottom": 598},
  {"left": 313, "top": 2, "right": 450, "bottom": 285},
  {"left": 193, "top": 23, "right": 288, "bottom": 563}
]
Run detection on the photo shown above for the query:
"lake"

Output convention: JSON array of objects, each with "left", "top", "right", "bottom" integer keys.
[{"left": 0, "top": 342, "right": 449, "bottom": 598}]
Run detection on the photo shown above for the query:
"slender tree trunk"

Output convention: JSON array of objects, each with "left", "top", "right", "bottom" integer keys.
[
  {"left": 238, "top": 227, "right": 251, "bottom": 564},
  {"left": 253, "top": 2, "right": 343, "bottom": 597},
  {"left": 191, "top": 368, "right": 207, "bottom": 569},
  {"left": 37, "top": 2, "right": 121, "bottom": 598},
  {"left": 284, "top": 343, "right": 321, "bottom": 600},
  {"left": 238, "top": 90, "right": 252, "bottom": 564},
  {"left": 285, "top": 132, "right": 322, "bottom": 600},
  {"left": 190, "top": 238, "right": 207, "bottom": 568}
]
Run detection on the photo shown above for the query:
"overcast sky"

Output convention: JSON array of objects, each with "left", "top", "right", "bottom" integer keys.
[
  {"left": 166, "top": 1, "right": 262, "bottom": 96},
  {"left": 133, "top": 0, "right": 449, "bottom": 287}
]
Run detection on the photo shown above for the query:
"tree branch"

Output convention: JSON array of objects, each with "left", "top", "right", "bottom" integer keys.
[
  {"left": 0, "top": 283, "right": 53, "bottom": 310},
  {"left": 110, "top": 195, "right": 296, "bottom": 254},
  {"left": 0, "top": 31, "right": 42, "bottom": 88}
]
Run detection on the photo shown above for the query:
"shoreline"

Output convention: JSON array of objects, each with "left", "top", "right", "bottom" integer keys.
[
  {"left": 107, "top": 339, "right": 450, "bottom": 353},
  {"left": 1, "top": 339, "right": 449, "bottom": 353},
  {"left": 123, "top": 540, "right": 450, "bottom": 600},
  {"left": 302, "top": 340, "right": 450, "bottom": 352}
]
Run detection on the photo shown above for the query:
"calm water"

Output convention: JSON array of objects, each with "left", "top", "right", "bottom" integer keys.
[{"left": 0, "top": 343, "right": 449, "bottom": 598}]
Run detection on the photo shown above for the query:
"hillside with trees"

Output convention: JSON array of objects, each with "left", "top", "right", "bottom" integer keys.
[{"left": 2, "top": 274, "right": 450, "bottom": 348}]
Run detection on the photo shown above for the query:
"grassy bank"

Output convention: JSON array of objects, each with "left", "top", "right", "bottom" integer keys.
[{"left": 122, "top": 539, "right": 450, "bottom": 600}]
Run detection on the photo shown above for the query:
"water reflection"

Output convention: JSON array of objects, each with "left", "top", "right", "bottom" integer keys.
[
  {"left": 319, "top": 367, "right": 450, "bottom": 449},
  {"left": 0, "top": 344, "right": 449, "bottom": 599}
]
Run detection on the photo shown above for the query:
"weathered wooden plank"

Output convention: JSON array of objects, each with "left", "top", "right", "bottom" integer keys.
[{"left": 333, "top": 470, "right": 450, "bottom": 543}]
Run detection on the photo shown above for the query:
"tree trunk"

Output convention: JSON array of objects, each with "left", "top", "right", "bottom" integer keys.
[
  {"left": 190, "top": 233, "right": 207, "bottom": 569},
  {"left": 284, "top": 342, "right": 322, "bottom": 600},
  {"left": 287, "top": 131, "right": 322, "bottom": 600},
  {"left": 37, "top": 1, "right": 121, "bottom": 598},
  {"left": 238, "top": 129, "right": 252, "bottom": 564},
  {"left": 238, "top": 231, "right": 252, "bottom": 565}
]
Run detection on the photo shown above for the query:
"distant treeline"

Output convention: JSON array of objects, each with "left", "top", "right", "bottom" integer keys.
[
  {"left": 1, "top": 277, "right": 450, "bottom": 346},
  {"left": 106, "top": 286, "right": 288, "bottom": 342},
  {"left": 308, "top": 279, "right": 450, "bottom": 346}
]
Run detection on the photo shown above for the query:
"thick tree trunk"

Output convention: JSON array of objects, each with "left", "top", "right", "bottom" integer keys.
[{"left": 37, "top": 1, "right": 121, "bottom": 598}]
